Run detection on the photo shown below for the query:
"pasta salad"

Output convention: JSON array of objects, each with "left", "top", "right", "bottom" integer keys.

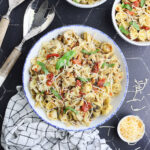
[
  {"left": 29, "top": 30, "right": 123, "bottom": 126},
  {"left": 115, "top": 0, "right": 150, "bottom": 42},
  {"left": 72, "top": 0, "right": 100, "bottom": 5}
]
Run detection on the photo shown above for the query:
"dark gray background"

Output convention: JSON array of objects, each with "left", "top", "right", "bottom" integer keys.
[{"left": 0, "top": 0, "right": 150, "bottom": 149}]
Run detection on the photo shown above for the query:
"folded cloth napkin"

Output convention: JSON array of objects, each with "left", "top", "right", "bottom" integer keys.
[{"left": 1, "top": 86, "right": 112, "bottom": 150}]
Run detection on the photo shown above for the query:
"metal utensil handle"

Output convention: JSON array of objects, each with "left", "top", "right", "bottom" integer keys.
[
  {"left": 0, "top": 17, "right": 10, "bottom": 47},
  {"left": 0, "top": 48, "right": 21, "bottom": 86}
]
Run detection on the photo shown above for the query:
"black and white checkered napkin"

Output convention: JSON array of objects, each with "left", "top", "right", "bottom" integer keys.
[{"left": 1, "top": 86, "right": 112, "bottom": 150}]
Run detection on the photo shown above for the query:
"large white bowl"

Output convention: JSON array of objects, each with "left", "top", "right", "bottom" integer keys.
[
  {"left": 23, "top": 25, "right": 129, "bottom": 131},
  {"left": 66, "top": 0, "right": 107, "bottom": 8},
  {"left": 112, "top": 0, "right": 150, "bottom": 46}
]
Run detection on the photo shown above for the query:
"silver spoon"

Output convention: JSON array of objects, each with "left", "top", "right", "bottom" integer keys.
[
  {"left": 0, "top": 0, "right": 26, "bottom": 46},
  {"left": 0, "top": 0, "right": 55, "bottom": 87}
]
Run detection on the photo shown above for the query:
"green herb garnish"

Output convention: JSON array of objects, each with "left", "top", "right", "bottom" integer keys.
[
  {"left": 129, "top": 21, "right": 140, "bottom": 30},
  {"left": 119, "top": 25, "right": 129, "bottom": 36},
  {"left": 140, "top": 0, "right": 146, "bottom": 7},
  {"left": 50, "top": 88, "right": 61, "bottom": 99},
  {"left": 37, "top": 61, "right": 49, "bottom": 74},
  {"left": 82, "top": 49, "right": 100, "bottom": 55},
  {"left": 101, "top": 62, "right": 107, "bottom": 69},
  {"left": 101, "top": 62, "right": 115, "bottom": 68},
  {"left": 121, "top": 2, "right": 125, "bottom": 8},
  {"left": 56, "top": 50, "right": 76, "bottom": 70},
  {"left": 122, "top": 3, "right": 132, "bottom": 11},
  {"left": 78, "top": 77, "right": 90, "bottom": 82},
  {"left": 64, "top": 106, "right": 78, "bottom": 114},
  {"left": 107, "top": 64, "right": 115, "bottom": 67},
  {"left": 104, "top": 82, "right": 110, "bottom": 87}
]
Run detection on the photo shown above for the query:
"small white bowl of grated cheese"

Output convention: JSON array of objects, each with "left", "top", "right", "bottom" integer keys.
[
  {"left": 66, "top": 0, "right": 107, "bottom": 8},
  {"left": 117, "top": 115, "right": 145, "bottom": 143}
]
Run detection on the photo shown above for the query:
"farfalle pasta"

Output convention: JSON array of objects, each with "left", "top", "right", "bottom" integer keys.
[
  {"left": 115, "top": 0, "right": 150, "bottom": 42},
  {"left": 29, "top": 30, "right": 123, "bottom": 126}
]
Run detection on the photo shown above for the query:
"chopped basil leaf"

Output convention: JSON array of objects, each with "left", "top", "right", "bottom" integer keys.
[
  {"left": 56, "top": 50, "right": 76, "bottom": 70},
  {"left": 37, "top": 61, "right": 49, "bottom": 74},
  {"left": 121, "top": 2, "right": 125, "bottom": 8},
  {"left": 82, "top": 49, "right": 100, "bottom": 55},
  {"left": 119, "top": 25, "right": 129, "bottom": 36},
  {"left": 101, "top": 62, "right": 115, "bottom": 68},
  {"left": 125, "top": 4, "right": 132, "bottom": 11},
  {"left": 107, "top": 64, "right": 115, "bottom": 67},
  {"left": 64, "top": 107, "right": 78, "bottom": 114},
  {"left": 41, "top": 91, "right": 44, "bottom": 94},
  {"left": 78, "top": 77, "right": 89, "bottom": 82},
  {"left": 104, "top": 82, "right": 110, "bottom": 87},
  {"left": 140, "top": 0, "right": 146, "bottom": 7},
  {"left": 101, "top": 62, "right": 107, "bottom": 69},
  {"left": 50, "top": 88, "right": 61, "bottom": 99},
  {"left": 122, "top": 3, "right": 132, "bottom": 11},
  {"left": 88, "top": 78, "right": 91, "bottom": 81},
  {"left": 129, "top": 21, "right": 140, "bottom": 30}
]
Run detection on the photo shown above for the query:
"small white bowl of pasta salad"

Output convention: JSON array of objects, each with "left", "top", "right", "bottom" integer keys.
[
  {"left": 112, "top": 0, "right": 150, "bottom": 46},
  {"left": 66, "top": 0, "right": 107, "bottom": 8},
  {"left": 23, "top": 25, "right": 129, "bottom": 131}
]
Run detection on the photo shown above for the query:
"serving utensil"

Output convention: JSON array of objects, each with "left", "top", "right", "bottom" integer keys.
[
  {"left": 0, "top": 0, "right": 25, "bottom": 46},
  {"left": 0, "top": 0, "right": 55, "bottom": 87}
]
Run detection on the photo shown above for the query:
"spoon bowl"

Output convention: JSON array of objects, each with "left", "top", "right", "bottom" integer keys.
[{"left": 23, "top": 0, "right": 55, "bottom": 41}]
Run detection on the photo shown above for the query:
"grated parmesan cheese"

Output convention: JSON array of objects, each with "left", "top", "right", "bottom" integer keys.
[{"left": 118, "top": 116, "right": 145, "bottom": 143}]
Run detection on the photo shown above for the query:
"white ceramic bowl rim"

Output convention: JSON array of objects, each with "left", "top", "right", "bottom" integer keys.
[
  {"left": 66, "top": 0, "right": 107, "bottom": 8},
  {"left": 22, "top": 24, "right": 129, "bottom": 131},
  {"left": 117, "top": 115, "right": 145, "bottom": 143},
  {"left": 112, "top": 0, "right": 150, "bottom": 46}
]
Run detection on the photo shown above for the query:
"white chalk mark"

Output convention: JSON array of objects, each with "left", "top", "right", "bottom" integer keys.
[
  {"left": 0, "top": 85, "right": 6, "bottom": 101},
  {"left": 99, "top": 126, "right": 115, "bottom": 129},
  {"left": 111, "top": 142, "right": 118, "bottom": 150},
  {"left": 126, "top": 78, "right": 148, "bottom": 112},
  {"left": 0, "top": 0, "right": 3, "bottom": 6},
  {"left": 126, "top": 57, "right": 150, "bottom": 75},
  {"left": 115, "top": 114, "right": 120, "bottom": 121},
  {"left": 83, "top": 8, "right": 93, "bottom": 24},
  {"left": 55, "top": 10, "right": 65, "bottom": 25},
  {"left": 99, "top": 126, "right": 115, "bottom": 137},
  {"left": 131, "top": 105, "right": 146, "bottom": 112},
  {"left": 128, "top": 90, "right": 136, "bottom": 93},
  {"left": 107, "top": 128, "right": 111, "bottom": 137},
  {"left": 135, "top": 147, "right": 141, "bottom": 150},
  {"left": 113, "top": 33, "right": 118, "bottom": 40},
  {"left": 55, "top": 0, "right": 60, "bottom": 7},
  {"left": 144, "top": 139, "right": 150, "bottom": 150},
  {"left": 127, "top": 96, "right": 145, "bottom": 103},
  {"left": 133, "top": 78, "right": 148, "bottom": 94},
  {"left": 128, "top": 142, "right": 137, "bottom": 145}
]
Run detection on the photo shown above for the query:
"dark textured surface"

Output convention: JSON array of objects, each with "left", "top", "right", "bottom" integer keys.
[{"left": 0, "top": 0, "right": 150, "bottom": 149}]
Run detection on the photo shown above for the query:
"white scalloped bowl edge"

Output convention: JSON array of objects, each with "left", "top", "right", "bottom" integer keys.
[
  {"left": 23, "top": 25, "right": 129, "bottom": 131},
  {"left": 112, "top": 0, "right": 150, "bottom": 46},
  {"left": 66, "top": 0, "right": 107, "bottom": 8}
]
